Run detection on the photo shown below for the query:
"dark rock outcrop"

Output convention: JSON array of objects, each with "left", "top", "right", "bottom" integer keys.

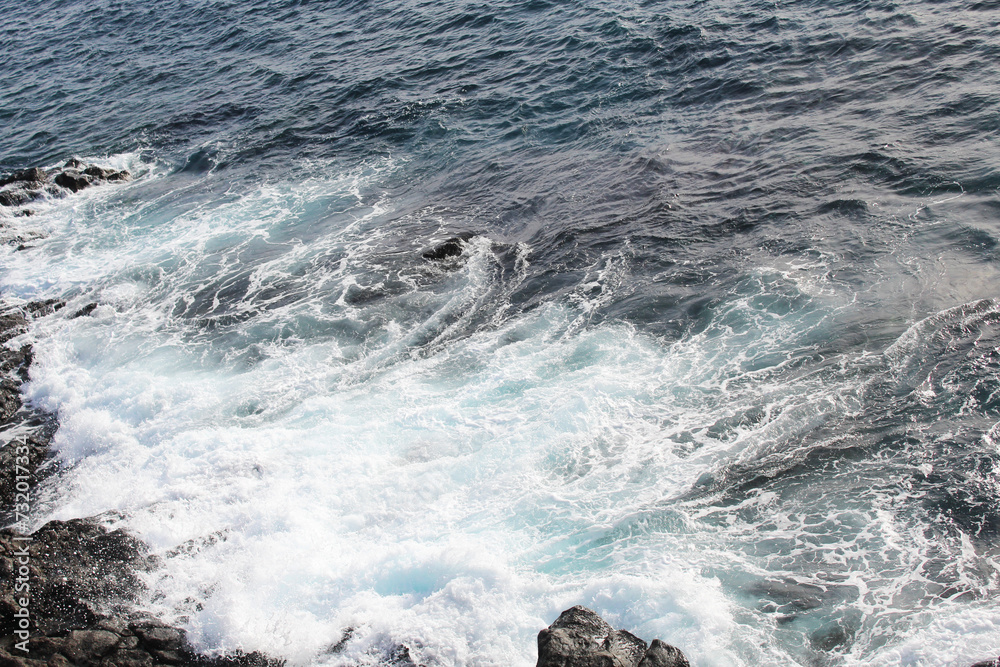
[
  {"left": 972, "top": 659, "right": 1000, "bottom": 667},
  {"left": 537, "top": 606, "right": 686, "bottom": 667},
  {"left": 0, "top": 161, "right": 131, "bottom": 218},
  {"left": 0, "top": 191, "right": 41, "bottom": 208},
  {"left": 0, "top": 160, "right": 132, "bottom": 246},
  {"left": 0, "top": 169, "right": 47, "bottom": 188},
  {"left": 53, "top": 170, "right": 93, "bottom": 194}
]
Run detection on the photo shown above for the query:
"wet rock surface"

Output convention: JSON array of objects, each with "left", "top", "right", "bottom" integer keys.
[
  {"left": 536, "top": 606, "right": 686, "bottom": 667},
  {"left": 637, "top": 640, "right": 689, "bottom": 667}
]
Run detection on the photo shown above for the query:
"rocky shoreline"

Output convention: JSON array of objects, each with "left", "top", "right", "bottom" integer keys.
[
  {"left": 0, "top": 295, "right": 283, "bottom": 667},
  {"left": 2, "top": 163, "right": 999, "bottom": 666},
  {"left": 0, "top": 162, "right": 284, "bottom": 667}
]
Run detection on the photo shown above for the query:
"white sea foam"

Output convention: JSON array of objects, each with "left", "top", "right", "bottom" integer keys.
[{"left": 4, "top": 157, "right": 998, "bottom": 666}]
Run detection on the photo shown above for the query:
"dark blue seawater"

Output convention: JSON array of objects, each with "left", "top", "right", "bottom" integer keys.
[{"left": 2, "top": 1, "right": 1000, "bottom": 664}]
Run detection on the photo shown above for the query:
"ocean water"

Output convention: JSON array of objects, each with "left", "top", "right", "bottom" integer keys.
[{"left": 2, "top": 0, "right": 1000, "bottom": 665}]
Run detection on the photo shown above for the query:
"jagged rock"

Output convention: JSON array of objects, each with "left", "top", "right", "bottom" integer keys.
[
  {"left": 83, "top": 165, "right": 114, "bottom": 179},
  {"left": 70, "top": 302, "right": 99, "bottom": 318},
  {"left": 971, "top": 659, "right": 1000, "bottom": 667},
  {"left": 637, "top": 640, "right": 689, "bottom": 667},
  {"left": 0, "top": 296, "right": 279, "bottom": 667},
  {"left": 537, "top": 606, "right": 648, "bottom": 667},
  {"left": 54, "top": 170, "right": 93, "bottom": 193},
  {"left": 0, "top": 162, "right": 129, "bottom": 215},
  {"left": 0, "top": 168, "right": 48, "bottom": 187},
  {"left": 422, "top": 232, "right": 476, "bottom": 261},
  {"left": 24, "top": 299, "right": 64, "bottom": 318},
  {"left": 537, "top": 607, "right": 689, "bottom": 667},
  {"left": 0, "top": 344, "right": 32, "bottom": 381},
  {"left": 0, "top": 190, "right": 40, "bottom": 208}
]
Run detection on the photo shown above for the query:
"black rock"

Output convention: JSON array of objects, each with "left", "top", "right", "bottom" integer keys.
[
  {"left": 0, "top": 377, "right": 22, "bottom": 422},
  {"left": 54, "top": 170, "right": 93, "bottom": 193},
  {"left": 0, "top": 432, "right": 52, "bottom": 516},
  {"left": 971, "top": 660, "right": 1000, "bottom": 667},
  {"left": 0, "top": 344, "right": 32, "bottom": 382},
  {"left": 134, "top": 623, "right": 185, "bottom": 651},
  {"left": 536, "top": 606, "right": 648, "bottom": 667},
  {"left": 422, "top": 232, "right": 476, "bottom": 261},
  {"left": 638, "top": 640, "right": 689, "bottom": 667},
  {"left": 63, "top": 158, "right": 86, "bottom": 170},
  {"left": 0, "top": 310, "right": 28, "bottom": 343},
  {"left": 61, "top": 629, "right": 122, "bottom": 662},
  {"left": 83, "top": 165, "right": 115, "bottom": 179},
  {"left": 0, "top": 167, "right": 48, "bottom": 187},
  {"left": 24, "top": 299, "right": 65, "bottom": 318},
  {"left": 70, "top": 302, "right": 99, "bottom": 318},
  {"left": 0, "top": 189, "right": 40, "bottom": 208}
]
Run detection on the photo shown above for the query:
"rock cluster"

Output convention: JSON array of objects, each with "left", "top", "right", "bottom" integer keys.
[
  {"left": 536, "top": 607, "right": 689, "bottom": 667},
  {"left": 0, "top": 159, "right": 130, "bottom": 210},
  {"left": 0, "top": 160, "right": 131, "bottom": 248}
]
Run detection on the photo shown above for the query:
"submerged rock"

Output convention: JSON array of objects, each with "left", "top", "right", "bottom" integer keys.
[
  {"left": 0, "top": 160, "right": 131, "bottom": 248},
  {"left": 536, "top": 606, "right": 687, "bottom": 667},
  {"left": 421, "top": 231, "right": 476, "bottom": 261}
]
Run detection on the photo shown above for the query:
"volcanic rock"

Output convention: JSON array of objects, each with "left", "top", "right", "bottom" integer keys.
[
  {"left": 537, "top": 606, "right": 649, "bottom": 667},
  {"left": 54, "top": 170, "right": 93, "bottom": 193},
  {"left": 0, "top": 168, "right": 48, "bottom": 187},
  {"left": 0, "top": 190, "right": 41, "bottom": 208}
]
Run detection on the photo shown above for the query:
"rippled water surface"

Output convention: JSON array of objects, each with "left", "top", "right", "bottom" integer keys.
[{"left": 2, "top": 0, "right": 1000, "bottom": 665}]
